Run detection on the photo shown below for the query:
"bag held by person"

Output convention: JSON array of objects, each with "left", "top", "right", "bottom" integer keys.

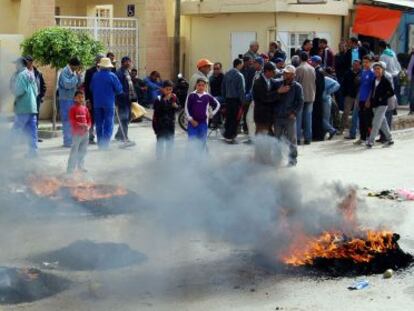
[{"left": 131, "top": 102, "right": 147, "bottom": 120}]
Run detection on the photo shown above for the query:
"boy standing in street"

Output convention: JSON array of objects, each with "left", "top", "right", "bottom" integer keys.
[
  {"left": 185, "top": 78, "right": 220, "bottom": 148},
  {"left": 67, "top": 91, "right": 91, "bottom": 174},
  {"left": 152, "top": 80, "right": 179, "bottom": 158}
]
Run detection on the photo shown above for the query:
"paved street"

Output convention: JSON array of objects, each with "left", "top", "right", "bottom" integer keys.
[{"left": 0, "top": 120, "right": 413, "bottom": 311}]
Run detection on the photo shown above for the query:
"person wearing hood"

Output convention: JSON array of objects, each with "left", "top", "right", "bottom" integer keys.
[
  {"left": 379, "top": 41, "right": 401, "bottom": 105},
  {"left": 58, "top": 57, "right": 82, "bottom": 147},
  {"left": 11, "top": 57, "right": 39, "bottom": 157},
  {"left": 222, "top": 58, "right": 246, "bottom": 143},
  {"left": 84, "top": 53, "right": 105, "bottom": 144}
]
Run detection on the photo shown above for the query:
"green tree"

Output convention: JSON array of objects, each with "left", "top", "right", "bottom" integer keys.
[{"left": 21, "top": 27, "right": 105, "bottom": 129}]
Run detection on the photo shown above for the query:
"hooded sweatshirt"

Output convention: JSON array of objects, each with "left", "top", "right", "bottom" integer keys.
[{"left": 380, "top": 48, "right": 401, "bottom": 77}]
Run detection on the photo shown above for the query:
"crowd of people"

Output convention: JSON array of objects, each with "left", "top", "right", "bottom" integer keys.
[{"left": 9, "top": 36, "right": 411, "bottom": 172}]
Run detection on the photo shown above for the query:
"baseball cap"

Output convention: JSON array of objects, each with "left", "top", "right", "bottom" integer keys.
[
  {"left": 254, "top": 57, "right": 264, "bottom": 66},
  {"left": 196, "top": 58, "right": 213, "bottom": 69},
  {"left": 373, "top": 62, "right": 386, "bottom": 70},
  {"left": 274, "top": 58, "right": 285, "bottom": 64},
  {"left": 310, "top": 55, "right": 322, "bottom": 63},
  {"left": 283, "top": 65, "right": 296, "bottom": 74}
]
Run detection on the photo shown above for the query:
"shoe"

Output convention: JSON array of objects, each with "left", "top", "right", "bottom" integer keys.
[
  {"left": 366, "top": 142, "right": 373, "bottom": 148},
  {"left": 376, "top": 138, "right": 386, "bottom": 144},
  {"left": 38, "top": 139, "right": 43, "bottom": 143},
  {"left": 63, "top": 144, "right": 72, "bottom": 148},
  {"left": 328, "top": 130, "right": 337, "bottom": 140},
  {"left": 243, "top": 139, "right": 253, "bottom": 145},
  {"left": 353, "top": 139, "right": 363, "bottom": 145},
  {"left": 409, "top": 111, "right": 414, "bottom": 115},
  {"left": 344, "top": 136, "right": 356, "bottom": 140},
  {"left": 89, "top": 140, "right": 97, "bottom": 145},
  {"left": 385, "top": 140, "right": 394, "bottom": 147},
  {"left": 288, "top": 161, "right": 297, "bottom": 167},
  {"left": 304, "top": 141, "right": 311, "bottom": 145}
]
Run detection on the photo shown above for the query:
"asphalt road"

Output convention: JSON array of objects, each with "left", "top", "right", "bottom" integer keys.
[{"left": 0, "top": 120, "right": 413, "bottom": 311}]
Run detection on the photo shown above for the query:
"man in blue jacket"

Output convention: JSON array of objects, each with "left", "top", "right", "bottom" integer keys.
[
  {"left": 58, "top": 57, "right": 82, "bottom": 147},
  {"left": 90, "top": 57, "right": 123, "bottom": 149},
  {"left": 115, "top": 56, "right": 137, "bottom": 142}
]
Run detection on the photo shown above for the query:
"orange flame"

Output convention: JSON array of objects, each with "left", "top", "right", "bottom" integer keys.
[
  {"left": 27, "top": 175, "right": 128, "bottom": 202},
  {"left": 280, "top": 189, "right": 396, "bottom": 266}
]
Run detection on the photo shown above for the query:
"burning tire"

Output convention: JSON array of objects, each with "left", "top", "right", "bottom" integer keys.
[{"left": 0, "top": 267, "right": 70, "bottom": 304}]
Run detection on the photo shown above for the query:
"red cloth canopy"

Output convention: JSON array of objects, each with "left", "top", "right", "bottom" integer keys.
[{"left": 353, "top": 5, "right": 402, "bottom": 40}]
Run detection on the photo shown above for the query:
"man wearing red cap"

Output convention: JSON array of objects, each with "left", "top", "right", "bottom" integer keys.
[{"left": 188, "top": 59, "right": 213, "bottom": 93}]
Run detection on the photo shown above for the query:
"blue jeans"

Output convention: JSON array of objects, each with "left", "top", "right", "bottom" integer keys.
[
  {"left": 323, "top": 96, "right": 336, "bottom": 134},
  {"left": 94, "top": 106, "right": 115, "bottom": 149},
  {"left": 410, "top": 79, "right": 414, "bottom": 112},
  {"left": 188, "top": 121, "right": 208, "bottom": 148},
  {"left": 13, "top": 114, "right": 38, "bottom": 155},
  {"left": 393, "top": 76, "right": 401, "bottom": 105},
  {"left": 156, "top": 134, "right": 174, "bottom": 159},
  {"left": 296, "top": 102, "right": 313, "bottom": 142},
  {"left": 60, "top": 99, "right": 73, "bottom": 147},
  {"left": 349, "top": 103, "right": 359, "bottom": 138}
]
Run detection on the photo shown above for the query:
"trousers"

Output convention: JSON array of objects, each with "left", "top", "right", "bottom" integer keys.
[
  {"left": 13, "top": 113, "right": 38, "bottom": 155},
  {"left": 274, "top": 117, "right": 298, "bottom": 165},
  {"left": 60, "top": 99, "right": 73, "bottom": 147},
  {"left": 67, "top": 133, "right": 88, "bottom": 173},
  {"left": 296, "top": 102, "right": 313, "bottom": 143},
  {"left": 224, "top": 98, "right": 242, "bottom": 140},
  {"left": 368, "top": 105, "right": 392, "bottom": 144},
  {"left": 94, "top": 106, "right": 115, "bottom": 149}
]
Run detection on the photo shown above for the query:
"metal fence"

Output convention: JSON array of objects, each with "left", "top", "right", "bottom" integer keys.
[{"left": 55, "top": 16, "right": 139, "bottom": 67}]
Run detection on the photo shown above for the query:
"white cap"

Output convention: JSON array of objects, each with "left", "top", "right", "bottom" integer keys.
[{"left": 283, "top": 65, "right": 296, "bottom": 74}]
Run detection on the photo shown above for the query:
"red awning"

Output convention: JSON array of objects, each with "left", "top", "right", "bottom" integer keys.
[{"left": 353, "top": 5, "right": 402, "bottom": 40}]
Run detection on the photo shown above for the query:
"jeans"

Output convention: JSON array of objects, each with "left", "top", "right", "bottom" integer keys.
[
  {"left": 224, "top": 98, "right": 242, "bottom": 140},
  {"left": 94, "top": 106, "right": 115, "bottom": 149},
  {"left": 67, "top": 133, "right": 88, "bottom": 173},
  {"left": 322, "top": 96, "right": 336, "bottom": 135},
  {"left": 358, "top": 102, "right": 373, "bottom": 141},
  {"left": 368, "top": 106, "right": 392, "bottom": 144},
  {"left": 246, "top": 101, "right": 256, "bottom": 140},
  {"left": 393, "top": 76, "right": 401, "bottom": 105},
  {"left": 296, "top": 102, "right": 313, "bottom": 143},
  {"left": 115, "top": 106, "right": 131, "bottom": 141},
  {"left": 60, "top": 99, "right": 73, "bottom": 147},
  {"left": 274, "top": 117, "right": 298, "bottom": 165},
  {"left": 188, "top": 121, "right": 208, "bottom": 151},
  {"left": 13, "top": 114, "right": 38, "bottom": 155},
  {"left": 341, "top": 96, "right": 356, "bottom": 131},
  {"left": 156, "top": 134, "right": 174, "bottom": 159},
  {"left": 349, "top": 102, "right": 359, "bottom": 138}
]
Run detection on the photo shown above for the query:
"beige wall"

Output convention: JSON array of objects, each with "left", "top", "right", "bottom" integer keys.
[
  {"left": 0, "top": 0, "right": 20, "bottom": 34},
  {"left": 182, "top": 12, "right": 343, "bottom": 77}
]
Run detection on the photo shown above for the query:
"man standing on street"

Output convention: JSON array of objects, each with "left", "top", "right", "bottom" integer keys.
[
  {"left": 274, "top": 65, "right": 304, "bottom": 166},
  {"left": 341, "top": 60, "right": 361, "bottom": 136},
  {"left": 319, "top": 38, "right": 334, "bottom": 69},
  {"left": 90, "top": 57, "right": 123, "bottom": 149},
  {"left": 25, "top": 56, "right": 46, "bottom": 142},
  {"left": 115, "top": 56, "right": 137, "bottom": 142},
  {"left": 11, "top": 57, "right": 39, "bottom": 157},
  {"left": 295, "top": 52, "right": 316, "bottom": 145},
  {"left": 58, "top": 57, "right": 82, "bottom": 147},
  {"left": 189, "top": 59, "right": 213, "bottom": 92},
  {"left": 222, "top": 58, "right": 245, "bottom": 143},
  {"left": 310, "top": 55, "right": 326, "bottom": 141},
  {"left": 84, "top": 54, "right": 104, "bottom": 144}
]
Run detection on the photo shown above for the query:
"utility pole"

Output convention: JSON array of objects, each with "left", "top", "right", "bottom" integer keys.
[{"left": 173, "top": 0, "right": 181, "bottom": 78}]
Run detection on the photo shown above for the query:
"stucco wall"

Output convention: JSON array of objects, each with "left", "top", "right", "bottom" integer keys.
[
  {"left": 183, "top": 12, "right": 343, "bottom": 77},
  {"left": 0, "top": 0, "right": 20, "bottom": 34}
]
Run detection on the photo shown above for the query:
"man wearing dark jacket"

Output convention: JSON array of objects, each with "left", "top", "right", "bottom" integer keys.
[
  {"left": 274, "top": 65, "right": 304, "bottom": 166},
  {"left": 345, "top": 37, "right": 368, "bottom": 69},
  {"left": 319, "top": 39, "right": 334, "bottom": 69},
  {"left": 310, "top": 56, "right": 326, "bottom": 141},
  {"left": 222, "top": 58, "right": 246, "bottom": 143},
  {"left": 84, "top": 54, "right": 104, "bottom": 144},
  {"left": 340, "top": 59, "right": 361, "bottom": 132},
  {"left": 115, "top": 56, "right": 137, "bottom": 142},
  {"left": 209, "top": 62, "right": 224, "bottom": 101}
]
